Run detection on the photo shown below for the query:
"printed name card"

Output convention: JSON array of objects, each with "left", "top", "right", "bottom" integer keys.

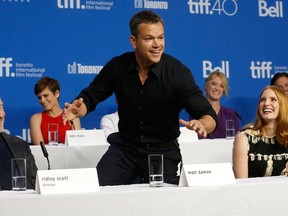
[
  {"left": 65, "top": 129, "right": 108, "bottom": 146},
  {"left": 179, "top": 163, "right": 236, "bottom": 187},
  {"left": 35, "top": 168, "right": 100, "bottom": 194}
]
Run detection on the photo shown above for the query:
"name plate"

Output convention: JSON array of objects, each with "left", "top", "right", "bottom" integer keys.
[
  {"left": 65, "top": 129, "right": 108, "bottom": 146},
  {"left": 35, "top": 168, "right": 100, "bottom": 194},
  {"left": 179, "top": 163, "right": 236, "bottom": 187}
]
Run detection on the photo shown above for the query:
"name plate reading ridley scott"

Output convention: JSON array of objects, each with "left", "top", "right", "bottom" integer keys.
[
  {"left": 179, "top": 163, "right": 236, "bottom": 187},
  {"left": 35, "top": 168, "right": 100, "bottom": 194},
  {"left": 65, "top": 129, "right": 108, "bottom": 146}
]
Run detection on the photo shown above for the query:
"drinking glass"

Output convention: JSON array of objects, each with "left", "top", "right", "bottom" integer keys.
[
  {"left": 148, "top": 154, "right": 164, "bottom": 187},
  {"left": 11, "top": 158, "right": 26, "bottom": 191},
  {"left": 48, "top": 123, "right": 58, "bottom": 145},
  {"left": 226, "top": 119, "right": 235, "bottom": 139}
]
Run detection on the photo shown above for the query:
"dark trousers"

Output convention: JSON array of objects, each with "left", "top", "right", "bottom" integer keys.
[{"left": 96, "top": 133, "right": 182, "bottom": 186}]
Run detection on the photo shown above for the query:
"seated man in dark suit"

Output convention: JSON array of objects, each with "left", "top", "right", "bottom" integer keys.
[
  {"left": 0, "top": 132, "right": 38, "bottom": 190},
  {"left": 0, "top": 99, "right": 37, "bottom": 190}
]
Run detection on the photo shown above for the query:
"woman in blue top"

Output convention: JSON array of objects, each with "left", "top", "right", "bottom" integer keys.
[{"left": 201, "top": 71, "right": 240, "bottom": 139}]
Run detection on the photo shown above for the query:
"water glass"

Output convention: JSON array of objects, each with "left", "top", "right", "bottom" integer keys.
[
  {"left": 148, "top": 154, "right": 164, "bottom": 187},
  {"left": 11, "top": 158, "right": 26, "bottom": 191},
  {"left": 48, "top": 123, "right": 58, "bottom": 145},
  {"left": 226, "top": 119, "right": 235, "bottom": 139}
]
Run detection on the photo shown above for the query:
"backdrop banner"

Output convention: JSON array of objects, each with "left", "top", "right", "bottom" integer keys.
[{"left": 1, "top": 0, "right": 287, "bottom": 142}]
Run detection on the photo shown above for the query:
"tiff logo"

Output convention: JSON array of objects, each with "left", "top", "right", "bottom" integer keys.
[
  {"left": 57, "top": 0, "right": 84, "bottom": 9},
  {"left": 188, "top": 0, "right": 211, "bottom": 14},
  {"left": 250, "top": 61, "right": 272, "bottom": 79},
  {"left": 203, "top": 60, "right": 230, "bottom": 78},
  {"left": 0, "top": 57, "right": 13, "bottom": 77},
  {"left": 258, "top": 0, "right": 283, "bottom": 18}
]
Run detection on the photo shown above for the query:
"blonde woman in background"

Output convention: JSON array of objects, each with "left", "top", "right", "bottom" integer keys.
[{"left": 199, "top": 71, "right": 240, "bottom": 138}]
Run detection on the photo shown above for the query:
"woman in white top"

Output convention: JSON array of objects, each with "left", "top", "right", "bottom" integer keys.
[
  {"left": 100, "top": 111, "right": 119, "bottom": 138},
  {"left": 100, "top": 97, "right": 119, "bottom": 139}
]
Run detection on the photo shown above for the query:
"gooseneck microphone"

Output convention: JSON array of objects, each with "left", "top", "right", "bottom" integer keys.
[
  {"left": 70, "top": 120, "right": 75, "bottom": 130},
  {"left": 40, "top": 141, "right": 51, "bottom": 170},
  {"left": 235, "top": 111, "right": 242, "bottom": 120}
]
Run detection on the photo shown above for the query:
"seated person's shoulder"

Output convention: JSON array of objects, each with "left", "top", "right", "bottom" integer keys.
[
  {"left": 221, "top": 105, "right": 236, "bottom": 113},
  {"left": 30, "top": 112, "right": 42, "bottom": 125},
  {"left": 101, "top": 112, "right": 118, "bottom": 122},
  {"left": 30, "top": 112, "right": 41, "bottom": 120},
  {"left": 1, "top": 132, "right": 28, "bottom": 145},
  {"left": 221, "top": 105, "right": 239, "bottom": 117}
]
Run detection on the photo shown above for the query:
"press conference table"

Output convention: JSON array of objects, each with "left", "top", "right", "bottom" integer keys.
[
  {"left": 1, "top": 176, "right": 288, "bottom": 216},
  {"left": 30, "top": 138, "right": 234, "bottom": 170},
  {"left": 3, "top": 139, "right": 288, "bottom": 216}
]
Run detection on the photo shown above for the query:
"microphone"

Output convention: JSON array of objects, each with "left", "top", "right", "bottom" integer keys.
[
  {"left": 40, "top": 141, "right": 51, "bottom": 170},
  {"left": 235, "top": 111, "right": 242, "bottom": 120},
  {"left": 62, "top": 113, "right": 75, "bottom": 129},
  {"left": 70, "top": 120, "right": 75, "bottom": 130}
]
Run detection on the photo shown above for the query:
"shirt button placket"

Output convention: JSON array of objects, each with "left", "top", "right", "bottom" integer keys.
[{"left": 139, "top": 88, "right": 144, "bottom": 143}]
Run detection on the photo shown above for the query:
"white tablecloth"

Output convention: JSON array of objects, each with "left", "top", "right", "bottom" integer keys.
[
  {"left": 31, "top": 145, "right": 109, "bottom": 170},
  {"left": 6, "top": 139, "right": 287, "bottom": 216},
  {"left": 180, "top": 138, "right": 234, "bottom": 165},
  {"left": 31, "top": 138, "right": 234, "bottom": 170},
  {"left": 1, "top": 176, "right": 288, "bottom": 216}
]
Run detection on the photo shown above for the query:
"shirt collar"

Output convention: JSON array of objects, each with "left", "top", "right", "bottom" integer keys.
[
  {"left": 128, "top": 52, "right": 164, "bottom": 79},
  {"left": 128, "top": 54, "right": 138, "bottom": 74}
]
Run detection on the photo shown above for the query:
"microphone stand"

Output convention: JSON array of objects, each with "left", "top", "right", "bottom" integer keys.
[{"left": 40, "top": 141, "right": 51, "bottom": 170}]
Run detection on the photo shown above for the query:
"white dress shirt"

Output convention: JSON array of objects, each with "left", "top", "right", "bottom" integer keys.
[{"left": 100, "top": 111, "right": 119, "bottom": 138}]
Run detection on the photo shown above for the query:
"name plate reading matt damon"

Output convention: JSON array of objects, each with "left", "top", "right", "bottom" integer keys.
[
  {"left": 179, "top": 163, "right": 236, "bottom": 187},
  {"left": 35, "top": 168, "right": 100, "bottom": 194},
  {"left": 65, "top": 129, "right": 108, "bottom": 146}
]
